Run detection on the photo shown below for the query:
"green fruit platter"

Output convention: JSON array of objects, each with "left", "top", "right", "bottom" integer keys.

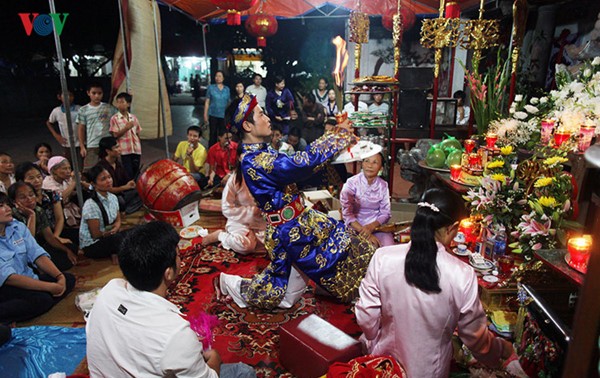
[{"left": 421, "top": 136, "right": 464, "bottom": 172}]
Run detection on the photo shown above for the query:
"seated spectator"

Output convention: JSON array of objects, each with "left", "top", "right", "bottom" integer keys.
[
  {"left": 355, "top": 188, "right": 520, "bottom": 378},
  {"left": 270, "top": 124, "right": 294, "bottom": 156},
  {"left": 340, "top": 153, "right": 393, "bottom": 247},
  {"left": 33, "top": 142, "right": 53, "bottom": 178},
  {"left": 282, "top": 126, "right": 307, "bottom": 152},
  {"left": 79, "top": 165, "right": 125, "bottom": 260},
  {"left": 0, "top": 152, "right": 15, "bottom": 194},
  {"left": 16, "top": 162, "right": 78, "bottom": 247},
  {"left": 302, "top": 93, "right": 325, "bottom": 144},
  {"left": 368, "top": 93, "right": 389, "bottom": 115},
  {"left": 97, "top": 137, "right": 142, "bottom": 214},
  {"left": 42, "top": 156, "right": 82, "bottom": 227},
  {"left": 205, "top": 127, "right": 238, "bottom": 188},
  {"left": 324, "top": 89, "right": 339, "bottom": 120},
  {"left": 0, "top": 192, "right": 75, "bottom": 324},
  {"left": 343, "top": 96, "right": 368, "bottom": 116},
  {"left": 86, "top": 221, "right": 256, "bottom": 378},
  {"left": 288, "top": 109, "right": 303, "bottom": 134},
  {"left": 173, "top": 126, "right": 208, "bottom": 186},
  {"left": 454, "top": 90, "right": 470, "bottom": 126},
  {"left": 8, "top": 182, "right": 77, "bottom": 270},
  {"left": 202, "top": 145, "right": 266, "bottom": 254}
]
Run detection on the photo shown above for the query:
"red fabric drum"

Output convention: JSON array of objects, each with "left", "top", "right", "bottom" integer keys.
[{"left": 137, "top": 159, "right": 201, "bottom": 211}]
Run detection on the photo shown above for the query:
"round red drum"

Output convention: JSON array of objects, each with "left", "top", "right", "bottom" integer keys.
[{"left": 136, "top": 159, "right": 201, "bottom": 211}]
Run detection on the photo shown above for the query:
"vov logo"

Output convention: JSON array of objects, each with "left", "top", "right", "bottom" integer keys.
[{"left": 18, "top": 13, "right": 69, "bottom": 36}]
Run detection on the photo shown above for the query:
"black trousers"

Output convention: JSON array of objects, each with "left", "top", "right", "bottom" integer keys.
[
  {"left": 39, "top": 239, "right": 77, "bottom": 272},
  {"left": 82, "top": 232, "right": 126, "bottom": 259},
  {"left": 0, "top": 272, "right": 76, "bottom": 324},
  {"left": 121, "top": 154, "right": 141, "bottom": 180},
  {"left": 208, "top": 116, "right": 225, "bottom": 148}
]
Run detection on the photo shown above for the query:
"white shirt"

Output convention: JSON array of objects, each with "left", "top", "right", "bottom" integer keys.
[
  {"left": 246, "top": 85, "right": 267, "bottom": 109},
  {"left": 48, "top": 105, "right": 81, "bottom": 147},
  {"left": 343, "top": 101, "right": 368, "bottom": 116},
  {"left": 368, "top": 102, "right": 389, "bottom": 115},
  {"left": 86, "top": 279, "right": 218, "bottom": 378}
]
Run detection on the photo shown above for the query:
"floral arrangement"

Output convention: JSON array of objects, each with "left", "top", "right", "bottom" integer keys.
[
  {"left": 464, "top": 49, "right": 511, "bottom": 136},
  {"left": 464, "top": 146, "right": 526, "bottom": 232},
  {"left": 549, "top": 57, "right": 600, "bottom": 135},
  {"left": 465, "top": 147, "right": 581, "bottom": 260},
  {"left": 508, "top": 154, "right": 581, "bottom": 259}
]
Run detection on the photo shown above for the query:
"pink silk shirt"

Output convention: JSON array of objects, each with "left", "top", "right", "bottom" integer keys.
[
  {"left": 340, "top": 172, "right": 391, "bottom": 226},
  {"left": 355, "top": 242, "right": 504, "bottom": 378}
]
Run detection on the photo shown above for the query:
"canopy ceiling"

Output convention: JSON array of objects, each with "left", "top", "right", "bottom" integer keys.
[{"left": 159, "top": 0, "right": 483, "bottom": 22}]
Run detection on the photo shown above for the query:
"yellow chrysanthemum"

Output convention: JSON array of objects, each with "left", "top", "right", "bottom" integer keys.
[
  {"left": 538, "top": 196, "right": 557, "bottom": 207},
  {"left": 500, "top": 146, "right": 514, "bottom": 156},
  {"left": 534, "top": 177, "right": 554, "bottom": 188},
  {"left": 491, "top": 173, "right": 506, "bottom": 182},
  {"left": 487, "top": 160, "right": 505, "bottom": 169},
  {"left": 543, "top": 156, "right": 568, "bottom": 167}
]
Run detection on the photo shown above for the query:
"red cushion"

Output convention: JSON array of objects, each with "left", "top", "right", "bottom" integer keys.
[{"left": 279, "top": 314, "right": 363, "bottom": 378}]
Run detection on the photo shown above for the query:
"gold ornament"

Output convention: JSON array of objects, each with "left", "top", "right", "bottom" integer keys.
[
  {"left": 459, "top": 19, "right": 500, "bottom": 51},
  {"left": 349, "top": 10, "right": 369, "bottom": 44},
  {"left": 420, "top": 18, "right": 462, "bottom": 49},
  {"left": 393, "top": 13, "right": 404, "bottom": 76}
]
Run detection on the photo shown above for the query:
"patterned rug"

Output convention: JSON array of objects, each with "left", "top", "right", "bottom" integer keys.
[{"left": 168, "top": 243, "right": 361, "bottom": 377}]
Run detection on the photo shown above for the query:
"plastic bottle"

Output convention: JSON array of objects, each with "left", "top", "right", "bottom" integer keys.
[{"left": 493, "top": 227, "right": 507, "bottom": 261}]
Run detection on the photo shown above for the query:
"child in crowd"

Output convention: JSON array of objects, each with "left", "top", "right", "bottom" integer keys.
[
  {"left": 324, "top": 89, "right": 339, "bottom": 120},
  {"left": 97, "top": 137, "right": 142, "bottom": 214},
  {"left": 42, "top": 156, "right": 82, "bottom": 228},
  {"left": 368, "top": 93, "right": 389, "bottom": 115},
  {"left": 8, "top": 182, "right": 78, "bottom": 270},
  {"left": 173, "top": 126, "right": 208, "bottom": 186},
  {"left": 205, "top": 127, "right": 238, "bottom": 188},
  {"left": 15, "top": 162, "right": 78, "bottom": 246},
  {"left": 340, "top": 153, "right": 393, "bottom": 248},
  {"left": 80, "top": 165, "right": 125, "bottom": 261},
  {"left": 270, "top": 124, "right": 294, "bottom": 156},
  {"left": 109, "top": 92, "right": 142, "bottom": 179},
  {"left": 202, "top": 144, "right": 266, "bottom": 255},
  {"left": 454, "top": 90, "right": 470, "bottom": 126},
  {"left": 0, "top": 192, "right": 76, "bottom": 324},
  {"left": 282, "top": 126, "right": 307, "bottom": 152},
  {"left": 0, "top": 152, "right": 15, "bottom": 194},
  {"left": 77, "top": 82, "right": 117, "bottom": 170},
  {"left": 355, "top": 188, "right": 523, "bottom": 378},
  {"left": 33, "top": 142, "right": 53, "bottom": 177},
  {"left": 46, "top": 89, "right": 82, "bottom": 169}
]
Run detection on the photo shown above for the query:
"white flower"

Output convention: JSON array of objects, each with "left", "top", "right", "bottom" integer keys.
[
  {"left": 530, "top": 97, "right": 539, "bottom": 104},
  {"left": 514, "top": 94, "right": 523, "bottom": 102},
  {"left": 593, "top": 56, "right": 600, "bottom": 66},
  {"left": 514, "top": 111, "right": 528, "bottom": 120},
  {"left": 584, "top": 68, "right": 592, "bottom": 78},
  {"left": 540, "top": 97, "right": 548, "bottom": 104},
  {"left": 509, "top": 107, "right": 515, "bottom": 114},
  {"left": 524, "top": 105, "right": 539, "bottom": 114}
]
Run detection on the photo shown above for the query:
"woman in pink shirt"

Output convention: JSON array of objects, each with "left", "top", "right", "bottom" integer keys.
[{"left": 355, "top": 188, "right": 519, "bottom": 378}]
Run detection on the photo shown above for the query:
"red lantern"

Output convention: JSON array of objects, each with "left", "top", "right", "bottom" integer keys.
[
  {"left": 245, "top": 13, "right": 278, "bottom": 47},
  {"left": 210, "top": 0, "right": 258, "bottom": 26},
  {"left": 382, "top": 7, "right": 416, "bottom": 32}
]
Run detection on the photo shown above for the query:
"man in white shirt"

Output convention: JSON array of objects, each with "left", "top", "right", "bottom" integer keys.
[
  {"left": 246, "top": 73, "right": 267, "bottom": 109},
  {"left": 86, "top": 221, "right": 256, "bottom": 378}
]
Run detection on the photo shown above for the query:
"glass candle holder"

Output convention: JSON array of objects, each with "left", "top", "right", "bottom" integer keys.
[
  {"left": 450, "top": 164, "right": 462, "bottom": 180},
  {"left": 468, "top": 153, "right": 479, "bottom": 168},
  {"left": 578, "top": 125, "right": 596, "bottom": 152},
  {"left": 464, "top": 139, "right": 476, "bottom": 154},
  {"left": 486, "top": 133, "right": 498, "bottom": 149},
  {"left": 567, "top": 236, "right": 592, "bottom": 272},
  {"left": 459, "top": 218, "right": 475, "bottom": 243},
  {"left": 554, "top": 131, "right": 571, "bottom": 147},
  {"left": 540, "top": 120, "right": 555, "bottom": 144}
]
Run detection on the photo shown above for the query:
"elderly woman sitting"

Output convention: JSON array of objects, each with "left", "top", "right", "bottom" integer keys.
[{"left": 42, "top": 156, "right": 84, "bottom": 228}]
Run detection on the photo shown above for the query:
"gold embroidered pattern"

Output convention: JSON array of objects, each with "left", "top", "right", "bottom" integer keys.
[
  {"left": 289, "top": 227, "right": 301, "bottom": 242},
  {"left": 293, "top": 151, "right": 310, "bottom": 165},
  {"left": 252, "top": 151, "right": 277, "bottom": 173},
  {"left": 300, "top": 244, "right": 311, "bottom": 259},
  {"left": 315, "top": 253, "right": 327, "bottom": 269},
  {"left": 241, "top": 265, "right": 287, "bottom": 309},
  {"left": 246, "top": 168, "right": 261, "bottom": 181}
]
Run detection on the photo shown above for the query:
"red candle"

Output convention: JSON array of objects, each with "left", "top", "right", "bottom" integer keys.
[
  {"left": 486, "top": 133, "right": 498, "bottom": 149},
  {"left": 540, "top": 119, "right": 555, "bottom": 144},
  {"left": 464, "top": 139, "right": 476, "bottom": 154},
  {"left": 450, "top": 164, "right": 462, "bottom": 180},
  {"left": 578, "top": 125, "right": 596, "bottom": 152},
  {"left": 567, "top": 236, "right": 592, "bottom": 272},
  {"left": 468, "top": 153, "right": 479, "bottom": 168},
  {"left": 554, "top": 131, "right": 571, "bottom": 147},
  {"left": 459, "top": 218, "right": 475, "bottom": 243}
]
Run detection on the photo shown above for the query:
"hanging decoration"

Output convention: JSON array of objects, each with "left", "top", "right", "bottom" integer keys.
[
  {"left": 509, "top": 0, "right": 529, "bottom": 106},
  {"left": 420, "top": 0, "right": 461, "bottom": 137},
  {"left": 210, "top": 0, "right": 258, "bottom": 26},
  {"left": 245, "top": 12, "right": 278, "bottom": 47},
  {"left": 382, "top": 6, "right": 416, "bottom": 32},
  {"left": 445, "top": 0, "right": 461, "bottom": 19},
  {"left": 349, "top": 0, "right": 369, "bottom": 79},
  {"left": 459, "top": 0, "right": 500, "bottom": 71}
]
